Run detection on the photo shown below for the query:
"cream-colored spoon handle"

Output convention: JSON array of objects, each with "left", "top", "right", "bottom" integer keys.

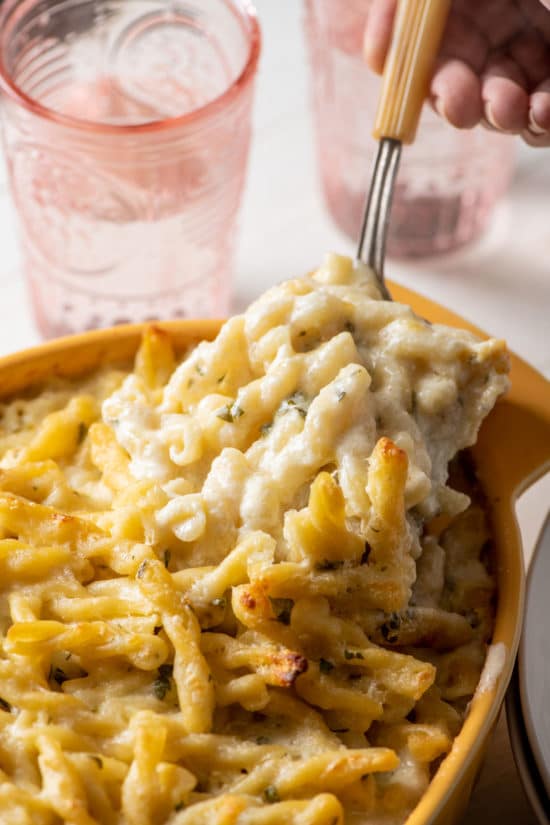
[{"left": 373, "top": 0, "right": 451, "bottom": 144}]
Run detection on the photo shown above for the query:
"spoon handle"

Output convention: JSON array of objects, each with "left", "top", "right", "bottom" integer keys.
[{"left": 373, "top": 0, "right": 451, "bottom": 144}]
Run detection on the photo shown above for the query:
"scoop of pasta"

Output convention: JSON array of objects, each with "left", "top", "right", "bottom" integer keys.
[{"left": 0, "top": 254, "right": 508, "bottom": 825}]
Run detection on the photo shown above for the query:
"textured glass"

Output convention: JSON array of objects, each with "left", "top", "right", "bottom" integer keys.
[
  {"left": 304, "top": 0, "right": 516, "bottom": 258},
  {"left": 0, "top": 0, "right": 260, "bottom": 337}
]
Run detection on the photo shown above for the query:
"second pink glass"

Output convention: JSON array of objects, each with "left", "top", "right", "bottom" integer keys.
[
  {"left": 0, "top": 0, "right": 260, "bottom": 338},
  {"left": 304, "top": 0, "right": 516, "bottom": 258}
]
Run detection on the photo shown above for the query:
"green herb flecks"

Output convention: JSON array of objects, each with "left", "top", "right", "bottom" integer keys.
[
  {"left": 136, "top": 560, "right": 148, "bottom": 579},
  {"left": 319, "top": 658, "right": 335, "bottom": 674},
  {"left": 49, "top": 666, "right": 69, "bottom": 686},
  {"left": 344, "top": 650, "right": 364, "bottom": 660},
  {"left": 269, "top": 597, "right": 294, "bottom": 626},
  {"left": 380, "top": 613, "right": 401, "bottom": 644},
  {"left": 315, "top": 559, "right": 344, "bottom": 571},
  {"left": 153, "top": 664, "right": 174, "bottom": 700},
  {"left": 263, "top": 785, "right": 280, "bottom": 803},
  {"left": 279, "top": 391, "right": 309, "bottom": 419},
  {"left": 216, "top": 403, "right": 245, "bottom": 423}
]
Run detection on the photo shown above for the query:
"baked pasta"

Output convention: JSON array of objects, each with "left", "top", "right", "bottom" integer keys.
[{"left": 0, "top": 254, "right": 509, "bottom": 824}]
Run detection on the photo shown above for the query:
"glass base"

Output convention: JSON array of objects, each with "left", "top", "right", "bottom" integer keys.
[{"left": 28, "top": 267, "right": 230, "bottom": 339}]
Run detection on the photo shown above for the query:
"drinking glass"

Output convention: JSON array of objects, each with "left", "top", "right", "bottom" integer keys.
[
  {"left": 0, "top": 0, "right": 260, "bottom": 338},
  {"left": 304, "top": 0, "right": 516, "bottom": 258}
]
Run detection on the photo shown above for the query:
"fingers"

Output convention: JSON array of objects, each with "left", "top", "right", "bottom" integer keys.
[
  {"left": 507, "top": 31, "right": 550, "bottom": 88},
  {"left": 481, "top": 56, "right": 529, "bottom": 132},
  {"left": 430, "top": 59, "right": 483, "bottom": 128},
  {"left": 363, "top": 0, "right": 397, "bottom": 74},
  {"left": 527, "top": 77, "right": 550, "bottom": 143},
  {"left": 438, "top": 11, "right": 487, "bottom": 72}
]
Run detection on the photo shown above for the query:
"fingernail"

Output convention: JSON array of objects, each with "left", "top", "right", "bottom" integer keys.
[
  {"left": 528, "top": 110, "right": 546, "bottom": 136},
  {"left": 485, "top": 104, "right": 503, "bottom": 131},
  {"left": 433, "top": 96, "right": 449, "bottom": 122}
]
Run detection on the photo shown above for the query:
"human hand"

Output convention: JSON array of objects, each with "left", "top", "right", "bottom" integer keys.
[{"left": 364, "top": 0, "right": 550, "bottom": 145}]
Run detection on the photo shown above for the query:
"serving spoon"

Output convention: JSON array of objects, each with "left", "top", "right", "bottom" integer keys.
[{"left": 356, "top": 0, "right": 452, "bottom": 299}]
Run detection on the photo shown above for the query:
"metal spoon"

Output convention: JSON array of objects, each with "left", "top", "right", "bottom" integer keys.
[{"left": 356, "top": 0, "right": 452, "bottom": 299}]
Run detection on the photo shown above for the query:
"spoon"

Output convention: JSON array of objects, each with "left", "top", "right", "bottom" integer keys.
[{"left": 356, "top": 0, "right": 452, "bottom": 298}]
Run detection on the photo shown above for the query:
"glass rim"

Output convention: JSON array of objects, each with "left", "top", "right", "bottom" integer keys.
[{"left": 0, "top": 0, "right": 261, "bottom": 135}]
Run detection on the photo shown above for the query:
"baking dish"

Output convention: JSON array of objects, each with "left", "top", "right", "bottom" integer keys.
[{"left": 0, "top": 283, "right": 548, "bottom": 825}]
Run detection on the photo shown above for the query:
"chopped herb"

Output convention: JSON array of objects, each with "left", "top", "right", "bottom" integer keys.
[
  {"left": 49, "top": 666, "right": 69, "bottom": 686},
  {"left": 260, "top": 422, "right": 272, "bottom": 436},
  {"left": 64, "top": 651, "right": 72, "bottom": 661},
  {"left": 163, "top": 549, "right": 171, "bottom": 569},
  {"left": 315, "top": 559, "right": 344, "bottom": 571},
  {"left": 361, "top": 544, "right": 371, "bottom": 565},
  {"left": 344, "top": 321, "right": 355, "bottom": 334},
  {"left": 216, "top": 402, "right": 245, "bottom": 423},
  {"left": 269, "top": 597, "right": 294, "bottom": 626},
  {"left": 410, "top": 391, "right": 418, "bottom": 415},
  {"left": 336, "top": 390, "right": 346, "bottom": 402},
  {"left": 319, "top": 658, "right": 335, "bottom": 674},
  {"left": 298, "top": 330, "right": 307, "bottom": 337},
  {"left": 370, "top": 527, "right": 380, "bottom": 534},
  {"left": 279, "top": 391, "right": 309, "bottom": 419},
  {"left": 153, "top": 664, "right": 173, "bottom": 700},
  {"left": 344, "top": 650, "right": 364, "bottom": 660},
  {"left": 174, "top": 801, "right": 185, "bottom": 812},
  {"left": 136, "top": 560, "right": 148, "bottom": 579},
  {"left": 211, "top": 597, "right": 226, "bottom": 609},
  {"left": 89, "top": 755, "right": 103, "bottom": 769},
  {"left": 263, "top": 785, "right": 280, "bottom": 804},
  {"left": 217, "top": 374, "right": 226, "bottom": 384},
  {"left": 216, "top": 404, "right": 234, "bottom": 422},
  {"left": 195, "top": 364, "right": 205, "bottom": 375},
  {"left": 187, "top": 378, "right": 194, "bottom": 389},
  {"left": 380, "top": 613, "right": 401, "bottom": 644},
  {"left": 375, "top": 415, "right": 383, "bottom": 428},
  {"left": 241, "top": 768, "right": 248, "bottom": 774},
  {"left": 0, "top": 698, "right": 11, "bottom": 712},
  {"left": 77, "top": 422, "right": 87, "bottom": 444},
  {"left": 330, "top": 728, "right": 349, "bottom": 733},
  {"left": 255, "top": 735, "right": 271, "bottom": 745},
  {"left": 153, "top": 626, "right": 163, "bottom": 635}
]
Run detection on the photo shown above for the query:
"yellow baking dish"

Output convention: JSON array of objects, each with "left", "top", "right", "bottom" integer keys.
[{"left": 0, "top": 283, "right": 548, "bottom": 825}]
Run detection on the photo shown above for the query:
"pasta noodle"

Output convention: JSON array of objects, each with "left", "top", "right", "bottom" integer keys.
[{"left": 0, "top": 254, "right": 509, "bottom": 824}]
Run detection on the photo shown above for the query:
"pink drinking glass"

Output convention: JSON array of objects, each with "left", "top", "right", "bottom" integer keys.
[
  {"left": 304, "top": 0, "right": 516, "bottom": 258},
  {"left": 0, "top": 0, "right": 260, "bottom": 338}
]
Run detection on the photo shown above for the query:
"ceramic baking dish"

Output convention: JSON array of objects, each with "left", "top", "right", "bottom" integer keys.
[{"left": 0, "top": 284, "right": 548, "bottom": 825}]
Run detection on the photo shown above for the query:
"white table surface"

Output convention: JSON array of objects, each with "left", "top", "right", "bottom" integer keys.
[{"left": 0, "top": 1, "right": 548, "bottom": 821}]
